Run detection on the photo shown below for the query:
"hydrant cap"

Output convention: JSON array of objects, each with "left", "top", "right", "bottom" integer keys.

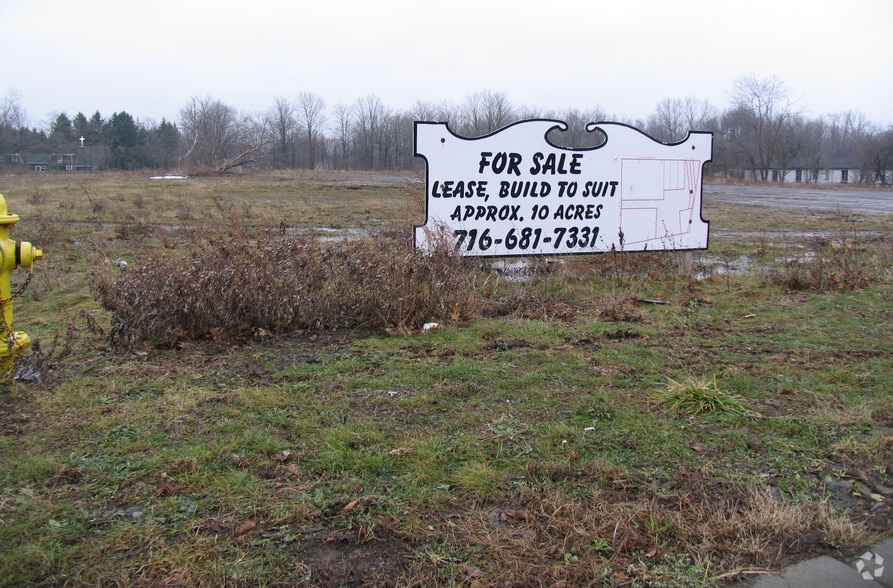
[{"left": 0, "top": 194, "right": 20, "bottom": 225}]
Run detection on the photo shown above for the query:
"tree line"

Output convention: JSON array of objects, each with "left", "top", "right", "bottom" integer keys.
[{"left": 2, "top": 75, "right": 892, "bottom": 183}]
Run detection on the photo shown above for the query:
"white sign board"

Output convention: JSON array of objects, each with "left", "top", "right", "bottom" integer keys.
[{"left": 414, "top": 120, "right": 711, "bottom": 256}]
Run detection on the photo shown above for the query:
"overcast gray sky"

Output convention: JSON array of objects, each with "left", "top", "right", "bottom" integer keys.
[{"left": 3, "top": 0, "right": 891, "bottom": 129}]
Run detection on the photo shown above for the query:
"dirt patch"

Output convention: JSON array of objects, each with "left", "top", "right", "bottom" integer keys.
[
  {"left": 602, "top": 328, "right": 641, "bottom": 341},
  {"left": 481, "top": 338, "right": 530, "bottom": 352},
  {"left": 0, "top": 388, "right": 47, "bottom": 436},
  {"left": 298, "top": 535, "right": 413, "bottom": 587}
]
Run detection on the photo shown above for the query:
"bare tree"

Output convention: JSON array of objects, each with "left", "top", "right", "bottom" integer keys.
[
  {"left": 799, "top": 117, "right": 827, "bottom": 183},
  {"left": 379, "top": 110, "right": 415, "bottom": 170},
  {"left": 331, "top": 103, "right": 353, "bottom": 170},
  {"left": 824, "top": 111, "right": 878, "bottom": 183},
  {"left": 1, "top": 89, "right": 28, "bottom": 129},
  {"left": 727, "top": 74, "right": 800, "bottom": 181},
  {"left": 548, "top": 107, "right": 610, "bottom": 149},
  {"left": 460, "top": 90, "right": 514, "bottom": 136},
  {"left": 219, "top": 111, "right": 270, "bottom": 172},
  {"left": 0, "top": 89, "right": 29, "bottom": 162},
  {"left": 179, "top": 96, "right": 239, "bottom": 170},
  {"left": 775, "top": 114, "right": 813, "bottom": 182},
  {"left": 353, "top": 94, "right": 386, "bottom": 169},
  {"left": 267, "top": 96, "right": 297, "bottom": 169},
  {"left": 647, "top": 97, "right": 717, "bottom": 143},
  {"left": 411, "top": 99, "right": 461, "bottom": 125},
  {"left": 861, "top": 127, "right": 893, "bottom": 185},
  {"left": 297, "top": 91, "right": 326, "bottom": 169},
  {"left": 482, "top": 90, "right": 514, "bottom": 133},
  {"left": 515, "top": 104, "right": 550, "bottom": 120},
  {"left": 459, "top": 92, "right": 485, "bottom": 136},
  {"left": 826, "top": 110, "right": 871, "bottom": 154}
]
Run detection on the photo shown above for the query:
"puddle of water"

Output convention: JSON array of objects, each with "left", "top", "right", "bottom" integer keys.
[{"left": 694, "top": 254, "right": 752, "bottom": 280}]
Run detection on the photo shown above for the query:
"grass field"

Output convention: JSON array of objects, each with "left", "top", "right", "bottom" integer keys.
[{"left": 0, "top": 170, "right": 891, "bottom": 587}]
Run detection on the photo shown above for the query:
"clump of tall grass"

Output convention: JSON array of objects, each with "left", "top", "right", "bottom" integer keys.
[
  {"left": 90, "top": 225, "right": 472, "bottom": 348},
  {"left": 653, "top": 374, "right": 759, "bottom": 417}
]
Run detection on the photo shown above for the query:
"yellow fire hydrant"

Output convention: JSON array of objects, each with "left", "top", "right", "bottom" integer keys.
[{"left": 0, "top": 193, "right": 42, "bottom": 383}]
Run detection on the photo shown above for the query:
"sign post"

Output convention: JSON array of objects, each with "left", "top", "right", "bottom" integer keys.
[{"left": 414, "top": 120, "right": 711, "bottom": 257}]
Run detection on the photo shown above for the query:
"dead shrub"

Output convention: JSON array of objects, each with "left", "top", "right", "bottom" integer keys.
[
  {"left": 12, "top": 312, "right": 98, "bottom": 388},
  {"left": 86, "top": 193, "right": 107, "bottom": 214},
  {"left": 27, "top": 189, "right": 45, "bottom": 206},
  {"left": 90, "top": 225, "right": 473, "bottom": 347},
  {"left": 478, "top": 251, "right": 670, "bottom": 321},
  {"left": 564, "top": 249, "right": 681, "bottom": 286},
  {"left": 767, "top": 225, "right": 875, "bottom": 291}
]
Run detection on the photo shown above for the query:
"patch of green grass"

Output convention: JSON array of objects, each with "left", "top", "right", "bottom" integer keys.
[{"left": 450, "top": 460, "right": 501, "bottom": 495}]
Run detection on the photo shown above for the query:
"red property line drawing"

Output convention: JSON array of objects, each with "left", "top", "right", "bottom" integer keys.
[{"left": 619, "top": 158, "right": 703, "bottom": 247}]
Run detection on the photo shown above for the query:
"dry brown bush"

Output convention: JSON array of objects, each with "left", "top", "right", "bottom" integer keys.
[
  {"left": 90, "top": 225, "right": 472, "bottom": 347},
  {"left": 767, "top": 226, "right": 881, "bottom": 291}
]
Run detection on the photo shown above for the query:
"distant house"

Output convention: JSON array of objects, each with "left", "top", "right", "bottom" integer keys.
[
  {"left": 13, "top": 153, "right": 97, "bottom": 172},
  {"left": 814, "top": 155, "right": 861, "bottom": 184},
  {"left": 744, "top": 155, "right": 875, "bottom": 185},
  {"left": 26, "top": 154, "right": 50, "bottom": 171},
  {"left": 2, "top": 153, "right": 23, "bottom": 167}
]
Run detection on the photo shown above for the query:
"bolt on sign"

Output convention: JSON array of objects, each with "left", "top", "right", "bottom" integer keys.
[{"left": 414, "top": 120, "right": 711, "bottom": 256}]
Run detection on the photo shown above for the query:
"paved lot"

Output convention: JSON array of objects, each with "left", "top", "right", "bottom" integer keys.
[
  {"left": 705, "top": 184, "right": 893, "bottom": 216},
  {"left": 743, "top": 538, "right": 893, "bottom": 587}
]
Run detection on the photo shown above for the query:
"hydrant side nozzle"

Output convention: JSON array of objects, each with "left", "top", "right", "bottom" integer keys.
[{"left": 16, "top": 242, "right": 42, "bottom": 269}]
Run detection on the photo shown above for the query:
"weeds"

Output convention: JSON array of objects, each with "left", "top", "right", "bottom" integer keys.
[
  {"left": 566, "top": 248, "right": 681, "bottom": 291},
  {"left": 84, "top": 192, "right": 106, "bottom": 214},
  {"left": 26, "top": 189, "right": 44, "bottom": 206},
  {"left": 12, "top": 321, "right": 79, "bottom": 387},
  {"left": 768, "top": 221, "right": 876, "bottom": 291}
]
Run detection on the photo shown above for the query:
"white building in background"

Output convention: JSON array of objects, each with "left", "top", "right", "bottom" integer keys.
[{"left": 744, "top": 155, "right": 892, "bottom": 185}]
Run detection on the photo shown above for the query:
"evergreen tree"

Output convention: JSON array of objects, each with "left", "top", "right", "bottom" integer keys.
[
  {"left": 105, "top": 111, "right": 144, "bottom": 169},
  {"left": 49, "top": 112, "right": 77, "bottom": 151},
  {"left": 87, "top": 111, "right": 104, "bottom": 144},
  {"left": 73, "top": 112, "right": 89, "bottom": 142},
  {"left": 147, "top": 118, "right": 181, "bottom": 168}
]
